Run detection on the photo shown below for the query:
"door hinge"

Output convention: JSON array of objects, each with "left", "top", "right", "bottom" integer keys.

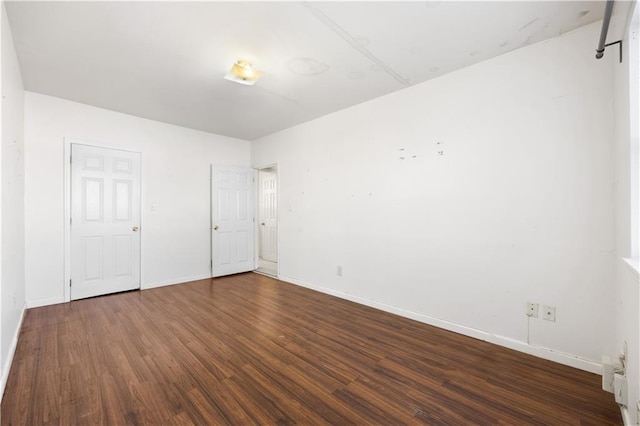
[
  {"left": 69, "top": 279, "right": 72, "bottom": 287},
  {"left": 210, "top": 260, "right": 213, "bottom": 271}
]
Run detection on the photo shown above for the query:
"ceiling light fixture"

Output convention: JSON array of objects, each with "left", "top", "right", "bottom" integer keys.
[{"left": 224, "top": 60, "right": 262, "bottom": 86}]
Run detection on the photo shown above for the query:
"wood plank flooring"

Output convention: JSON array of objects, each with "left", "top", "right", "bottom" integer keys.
[{"left": 2, "top": 273, "right": 622, "bottom": 425}]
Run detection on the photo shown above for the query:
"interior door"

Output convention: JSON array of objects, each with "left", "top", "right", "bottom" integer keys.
[
  {"left": 70, "top": 144, "right": 141, "bottom": 300},
  {"left": 211, "top": 166, "right": 255, "bottom": 277},
  {"left": 259, "top": 169, "right": 278, "bottom": 263}
]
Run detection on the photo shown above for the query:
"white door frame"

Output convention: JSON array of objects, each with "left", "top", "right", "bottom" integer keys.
[
  {"left": 254, "top": 163, "right": 279, "bottom": 276},
  {"left": 63, "top": 138, "right": 143, "bottom": 302}
]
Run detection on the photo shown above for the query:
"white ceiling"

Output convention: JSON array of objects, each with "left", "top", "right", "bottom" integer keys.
[{"left": 6, "top": 1, "right": 608, "bottom": 140}]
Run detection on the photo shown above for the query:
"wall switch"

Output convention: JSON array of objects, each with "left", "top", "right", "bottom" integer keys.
[
  {"left": 543, "top": 305, "right": 556, "bottom": 322},
  {"left": 527, "top": 302, "right": 539, "bottom": 318},
  {"left": 337, "top": 265, "right": 342, "bottom": 276}
]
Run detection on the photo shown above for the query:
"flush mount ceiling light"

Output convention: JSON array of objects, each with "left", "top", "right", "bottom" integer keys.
[{"left": 224, "top": 60, "right": 262, "bottom": 86}]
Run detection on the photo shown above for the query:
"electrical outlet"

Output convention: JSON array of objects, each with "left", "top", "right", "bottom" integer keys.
[
  {"left": 614, "top": 373, "right": 628, "bottom": 406},
  {"left": 543, "top": 305, "right": 556, "bottom": 322},
  {"left": 337, "top": 265, "right": 342, "bottom": 276},
  {"left": 527, "top": 302, "right": 538, "bottom": 318}
]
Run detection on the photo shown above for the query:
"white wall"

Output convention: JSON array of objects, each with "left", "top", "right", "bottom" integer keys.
[
  {"left": 0, "top": 1, "right": 25, "bottom": 397},
  {"left": 612, "top": 2, "right": 640, "bottom": 423},
  {"left": 252, "top": 22, "right": 617, "bottom": 372},
  {"left": 25, "top": 92, "right": 250, "bottom": 307}
]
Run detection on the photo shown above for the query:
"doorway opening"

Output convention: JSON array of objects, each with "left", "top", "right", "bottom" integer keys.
[{"left": 256, "top": 166, "right": 278, "bottom": 277}]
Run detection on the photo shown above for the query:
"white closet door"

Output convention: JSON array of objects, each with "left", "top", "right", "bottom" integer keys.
[
  {"left": 211, "top": 166, "right": 255, "bottom": 277},
  {"left": 71, "top": 144, "right": 141, "bottom": 300}
]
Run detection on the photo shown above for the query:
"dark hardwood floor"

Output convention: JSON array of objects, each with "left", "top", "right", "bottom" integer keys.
[{"left": 2, "top": 273, "right": 621, "bottom": 425}]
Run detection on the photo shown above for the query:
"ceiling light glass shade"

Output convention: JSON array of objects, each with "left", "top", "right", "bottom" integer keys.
[{"left": 224, "top": 60, "right": 262, "bottom": 85}]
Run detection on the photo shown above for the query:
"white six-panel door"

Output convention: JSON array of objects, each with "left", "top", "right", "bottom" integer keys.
[
  {"left": 211, "top": 166, "right": 255, "bottom": 277},
  {"left": 71, "top": 144, "right": 141, "bottom": 300},
  {"left": 258, "top": 169, "right": 278, "bottom": 263}
]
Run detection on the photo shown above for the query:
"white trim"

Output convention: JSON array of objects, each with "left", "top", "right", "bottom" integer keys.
[
  {"left": 620, "top": 405, "right": 632, "bottom": 426},
  {"left": 210, "top": 164, "right": 214, "bottom": 276},
  {"left": 623, "top": 258, "right": 640, "bottom": 278},
  {"left": 254, "top": 269, "right": 278, "bottom": 279},
  {"left": 1, "top": 304, "right": 26, "bottom": 402},
  {"left": 629, "top": 0, "right": 640, "bottom": 260},
  {"left": 252, "top": 167, "right": 260, "bottom": 271},
  {"left": 26, "top": 273, "right": 212, "bottom": 305},
  {"left": 26, "top": 296, "right": 65, "bottom": 309},
  {"left": 63, "top": 140, "right": 71, "bottom": 302},
  {"left": 142, "top": 273, "right": 212, "bottom": 290},
  {"left": 278, "top": 274, "right": 602, "bottom": 374}
]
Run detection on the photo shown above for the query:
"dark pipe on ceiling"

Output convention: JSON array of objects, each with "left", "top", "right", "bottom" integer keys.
[{"left": 596, "top": 0, "right": 615, "bottom": 59}]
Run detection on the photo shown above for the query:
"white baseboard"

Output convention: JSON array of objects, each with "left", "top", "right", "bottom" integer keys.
[
  {"left": 26, "top": 296, "right": 65, "bottom": 308},
  {"left": 143, "top": 273, "right": 212, "bottom": 290},
  {"left": 620, "top": 405, "right": 632, "bottom": 425},
  {"left": 279, "top": 274, "right": 601, "bottom": 375},
  {"left": 1, "top": 304, "right": 26, "bottom": 402},
  {"left": 26, "top": 274, "right": 213, "bottom": 307}
]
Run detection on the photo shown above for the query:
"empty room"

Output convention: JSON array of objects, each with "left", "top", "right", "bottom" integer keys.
[{"left": 0, "top": 0, "right": 639, "bottom": 424}]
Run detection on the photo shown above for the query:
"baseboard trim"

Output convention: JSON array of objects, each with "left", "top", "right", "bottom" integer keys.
[
  {"left": 254, "top": 269, "right": 278, "bottom": 278},
  {"left": 143, "top": 274, "right": 212, "bottom": 290},
  {"left": 279, "top": 274, "right": 601, "bottom": 375},
  {"left": 620, "top": 405, "right": 632, "bottom": 425},
  {"left": 25, "top": 275, "right": 214, "bottom": 307},
  {"left": 1, "top": 304, "right": 26, "bottom": 402},
  {"left": 26, "top": 296, "right": 65, "bottom": 308}
]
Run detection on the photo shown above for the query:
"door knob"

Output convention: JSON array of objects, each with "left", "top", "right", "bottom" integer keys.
[
  {"left": 213, "top": 225, "right": 219, "bottom": 231},
  {"left": 133, "top": 226, "right": 139, "bottom": 232}
]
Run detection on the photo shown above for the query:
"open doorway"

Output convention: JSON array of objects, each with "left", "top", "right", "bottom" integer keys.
[{"left": 257, "top": 166, "right": 278, "bottom": 276}]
